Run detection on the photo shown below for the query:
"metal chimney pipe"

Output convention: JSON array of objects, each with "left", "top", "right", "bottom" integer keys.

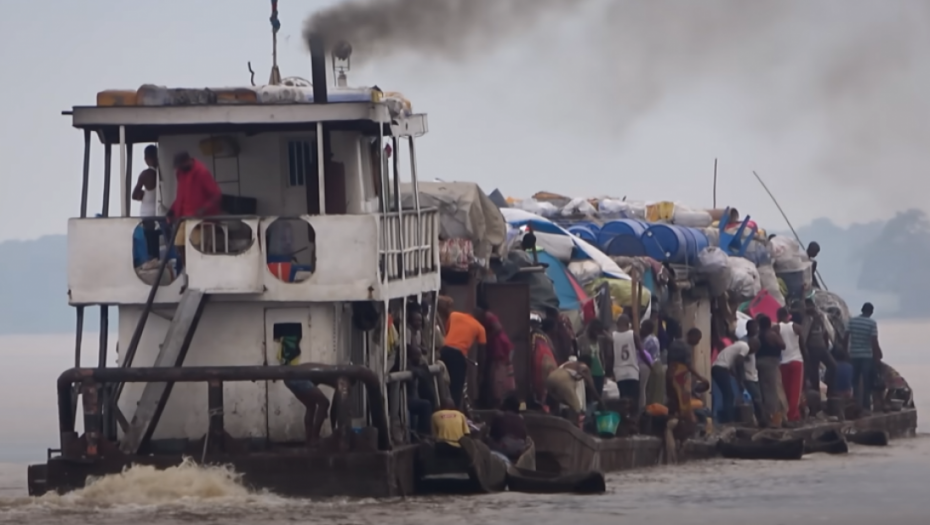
[{"left": 308, "top": 34, "right": 329, "bottom": 104}]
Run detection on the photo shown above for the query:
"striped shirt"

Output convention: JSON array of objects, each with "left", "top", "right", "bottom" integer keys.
[{"left": 847, "top": 315, "right": 878, "bottom": 358}]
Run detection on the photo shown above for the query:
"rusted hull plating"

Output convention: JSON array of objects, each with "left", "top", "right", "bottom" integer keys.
[{"left": 30, "top": 364, "right": 414, "bottom": 498}]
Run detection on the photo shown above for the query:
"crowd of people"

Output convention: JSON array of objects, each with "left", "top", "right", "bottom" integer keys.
[
  {"left": 389, "top": 289, "right": 911, "bottom": 455},
  {"left": 710, "top": 300, "right": 909, "bottom": 429}
]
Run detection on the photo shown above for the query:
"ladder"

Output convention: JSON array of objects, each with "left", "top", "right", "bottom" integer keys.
[{"left": 120, "top": 287, "right": 208, "bottom": 454}]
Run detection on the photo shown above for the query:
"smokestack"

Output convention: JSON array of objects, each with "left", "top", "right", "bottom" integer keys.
[{"left": 308, "top": 33, "right": 328, "bottom": 104}]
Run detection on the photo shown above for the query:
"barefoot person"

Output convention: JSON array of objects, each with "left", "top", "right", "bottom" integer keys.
[
  {"left": 274, "top": 323, "right": 332, "bottom": 448},
  {"left": 666, "top": 324, "right": 709, "bottom": 452}
]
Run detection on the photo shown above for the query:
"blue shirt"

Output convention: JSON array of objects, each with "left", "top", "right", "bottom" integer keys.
[
  {"left": 847, "top": 315, "right": 878, "bottom": 359},
  {"left": 834, "top": 361, "right": 853, "bottom": 392}
]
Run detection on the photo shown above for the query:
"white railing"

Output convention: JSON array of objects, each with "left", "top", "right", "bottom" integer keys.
[{"left": 379, "top": 208, "right": 438, "bottom": 282}]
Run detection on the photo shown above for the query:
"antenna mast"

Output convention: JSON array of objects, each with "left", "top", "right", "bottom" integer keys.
[{"left": 269, "top": 0, "right": 282, "bottom": 85}]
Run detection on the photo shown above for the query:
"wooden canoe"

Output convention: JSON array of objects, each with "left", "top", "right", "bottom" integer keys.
[
  {"left": 718, "top": 438, "right": 805, "bottom": 460},
  {"left": 415, "top": 437, "right": 508, "bottom": 494},
  {"left": 506, "top": 466, "right": 606, "bottom": 494},
  {"left": 846, "top": 430, "right": 889, "bottom": 447},
  {"left": 804, "top": 430, "right": 849, "bottom": 455}
]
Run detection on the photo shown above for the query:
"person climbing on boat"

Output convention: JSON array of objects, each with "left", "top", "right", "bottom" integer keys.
[
  {"left": 711, "top": 336, "right": 752, "bottom": 425},
  {"left": 488, "top": 393, "right": 528, "bottom": 463},
  {"left": 611, "top": 314, "right": 644, "bottom": 409},
  {"left": 432, "top": 397, "right": 470, "bottom": 450},
  {"left": 807, "top": 241, "right": 821, "bottom": 289},
  {"left": 475, "top": 307, "right": 516, "bottom": 409},
  {"left": 741, "top": 320, "right": 765, "bottom": 426},
  {"left": 640, "top": 319, "right": 661, "bottom": 408},
  {"left": 273, "top": 323, "right": 333, "bottom": 449},
  {"left": 529, "top": 312, "right": 559, "bottom": 412},
  {"left": 665, "top": 324, "right": 709, "bottom": 446},
  {"left": 437, "top": 296, "right": 486, "bottom": 410},
  {"left": 547, "top": 358, "right": 601, "bottom": 425},
  {"left": 803, "top": 298, "right": 836, "bottom": 398},
  {"left": 544, "top": 307, "right": 577, "bottom": 365},
  {"left": 778, "top": 307, "right": 806, "bottom": 422},
  {"left": 406, "top": 344, "right": 435, "bottom": 439},
  {"left": 576, "top": 319, "right": 611, "bottom": 397},
  {"left": 132, "top": 145, "right": 162, "bottom": 263},
  {"left": 166, "top": 151, "right": 222, "bottom": 266},
  {"left": 755, "top": 314, "right": 786, "bottom": 428}
]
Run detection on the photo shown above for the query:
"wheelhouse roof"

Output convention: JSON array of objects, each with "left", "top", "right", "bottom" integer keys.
[{"left": 65, "top": 102, "right": 428, "bottom": 143}]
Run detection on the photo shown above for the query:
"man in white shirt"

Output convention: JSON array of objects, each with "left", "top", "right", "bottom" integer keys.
[
  {"left": 611, "top": 314, "right": 644, "bottom": 409},
  {"left": 132, "top": 145, "right": 161, "bottom": 262},
  {"left": 712, "top": 334, "right": 755, "bottom": 424}
]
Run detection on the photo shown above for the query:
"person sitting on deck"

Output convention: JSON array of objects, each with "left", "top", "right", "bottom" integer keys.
[
  {"left": 274, "top": 323, "right": 333, "bottom": 449},
  {"left": 488, "top": 392, "right": 529, "bottom": 463},
  {"left": 166, "top": 151, "right": 222, "bottom": 267},
  {"left": 432, "top": 397, "right": 470, "bottom": 451},
  {"left": 437, "top": 298, "right": 486, "bottom": 410}
]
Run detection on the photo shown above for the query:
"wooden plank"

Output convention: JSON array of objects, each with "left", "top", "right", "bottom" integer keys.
[{"left": 121, "top": 288, "right": 207, "bottom": 454}]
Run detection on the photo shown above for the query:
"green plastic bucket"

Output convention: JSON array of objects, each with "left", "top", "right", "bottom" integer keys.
[{"left": 595, "top": 411, "right": 620, "bottom": 437}]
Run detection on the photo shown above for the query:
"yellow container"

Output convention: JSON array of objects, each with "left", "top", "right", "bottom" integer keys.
[
  {"left": 646, "top": 201, "right": 676, "bottom": 222},
  {"left": 214, "top": 88, "right": 258, "bottom": 104},
  {"left": 96, "top": 90, "right": 138, "bottom": 107}
]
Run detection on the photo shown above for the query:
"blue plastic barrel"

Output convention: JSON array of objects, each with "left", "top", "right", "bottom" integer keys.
[
  {"left": 645, "top": 225, "right": 710, "bottom": 264},
  {"left": 568, "top": 226, "right": 598, "bottom": 245},
  {"left": 643, "top": 224, "right": 687, "bottom": 262},
  {"left": 597, "top": 219, "right": 648, "bottom": 251},
  {"left": 605, "top": 234, "right": 647, "bottom": 257},
  {"left": 682, "top": 228, "right": 709, "bottom": 264}
]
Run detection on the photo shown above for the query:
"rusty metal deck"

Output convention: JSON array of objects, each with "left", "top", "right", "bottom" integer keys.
[{"left": 28, "top": 364, "right": 417, "bottom": 498}]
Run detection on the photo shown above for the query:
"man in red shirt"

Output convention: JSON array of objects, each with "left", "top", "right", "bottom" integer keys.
[{"left": 168, "top": 151, "right": 222, "bottom": 262}]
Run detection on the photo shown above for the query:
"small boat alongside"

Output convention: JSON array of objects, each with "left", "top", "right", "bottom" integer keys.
[
  {"left": 846, "top": 429, "right": 890, "bottom": 447},
  {"left": 717, "top": 438, "right": 805, "bottom": 461},
  {"left": 803, "top": 430, "right": 848, "bottom": 455},
  {"left": 415, "top": 437, "right": 508, "bottom": 494},
  {"left": 506, "top": 467, "right": 606, "bottom": 494}
]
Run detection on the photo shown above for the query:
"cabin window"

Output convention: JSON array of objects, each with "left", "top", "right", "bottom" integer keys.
[
  {"left": 287, "top": 140, "right": 315, "bottom": 188},
  {"left": 266, "top": 218, "right": 316, "bottom": 283},
  {"left": 187, "top": 219, "right": 255, "bottom": 256}
]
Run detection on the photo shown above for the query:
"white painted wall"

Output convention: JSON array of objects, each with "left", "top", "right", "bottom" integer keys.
[
  {"left": 68, "top": 213, "right": 440, "bottom": 304},
  {"left": 157, "top": 130, "right": 372, "bottom": 217},
  {"left": 117, "top": 301, "right": 349, "bottom": 441}
]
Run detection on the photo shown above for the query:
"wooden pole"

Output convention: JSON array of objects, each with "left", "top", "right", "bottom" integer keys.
[
  {"left": 751, "top": 170, "right": 828, "bottom": 291},
  {"left": 630, "top": 269, "right": 642, "bottom": 333}
]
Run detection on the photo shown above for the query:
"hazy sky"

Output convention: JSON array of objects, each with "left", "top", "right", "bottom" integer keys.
[{"left": 1, "top": 0, "right": 928, "bottom": 242}]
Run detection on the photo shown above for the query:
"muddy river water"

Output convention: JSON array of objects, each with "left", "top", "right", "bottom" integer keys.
[{"left": 0, "top": 330, "right": 927, "bottom": 524}]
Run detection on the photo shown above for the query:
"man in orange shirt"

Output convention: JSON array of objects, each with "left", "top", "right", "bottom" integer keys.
[{"left": 437, "top": 298, "right": 487, "bottom": 409}]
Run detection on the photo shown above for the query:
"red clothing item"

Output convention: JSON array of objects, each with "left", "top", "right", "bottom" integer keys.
[
  {"left": 170, "top": 159, "right": 222, "bottom": 218},
  {"left": 781, "top": 361, "right": 804, "bottom": 421}
]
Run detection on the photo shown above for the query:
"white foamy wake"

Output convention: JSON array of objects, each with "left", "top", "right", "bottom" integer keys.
[{"left": 0, "top": 458, "right": 318, "bottom": 514}]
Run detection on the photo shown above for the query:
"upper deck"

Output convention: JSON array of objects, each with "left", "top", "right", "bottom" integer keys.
[{"left": 66, "top": 79, "right": 440, "bottom": 305}]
